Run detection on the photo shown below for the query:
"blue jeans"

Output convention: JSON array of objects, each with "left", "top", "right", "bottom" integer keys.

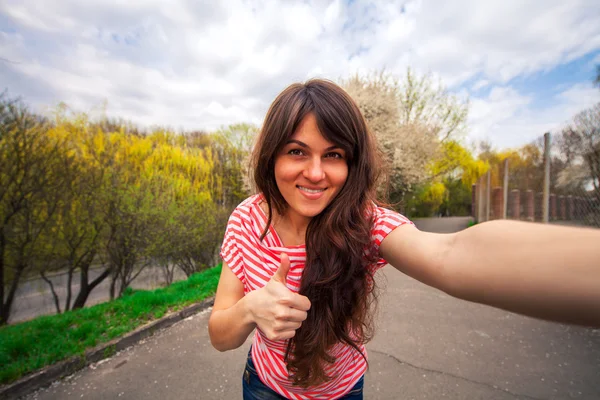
[{"left": 242, "top": 349, "right": 364, "bottom": 399}]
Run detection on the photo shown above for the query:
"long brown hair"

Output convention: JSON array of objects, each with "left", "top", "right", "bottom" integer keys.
[{"left": 252, "top": 79, "right": 382, "bottom": 387}]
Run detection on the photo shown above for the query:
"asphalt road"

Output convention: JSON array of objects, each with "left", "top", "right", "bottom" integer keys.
[
  {"left": 11, "top": 265, "right": 189, "bottom": 324},
  {"left": 23, "top": 217, "right": 600, "bottom": 399}
]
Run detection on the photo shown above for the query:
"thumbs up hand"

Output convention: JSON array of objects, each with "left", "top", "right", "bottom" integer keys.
[
  {"left": 272, "top": 252, "right": 292, "bottom": 284},
  {"left": 246, "top": 253, "right": 311, "bottom": 341}
]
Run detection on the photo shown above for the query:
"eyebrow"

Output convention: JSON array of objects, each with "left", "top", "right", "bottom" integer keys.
[{"left": 285, "top": 139, "right": 341, "bottom": 151}]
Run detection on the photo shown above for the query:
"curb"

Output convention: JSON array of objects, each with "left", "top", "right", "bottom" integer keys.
[{"left": 0, "top": 297, "right": 215, "bottom": 400}]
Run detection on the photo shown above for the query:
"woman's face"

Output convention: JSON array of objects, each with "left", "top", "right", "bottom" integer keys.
[{"left": 274, "top": 113, "right": 348, "bottom": 222}]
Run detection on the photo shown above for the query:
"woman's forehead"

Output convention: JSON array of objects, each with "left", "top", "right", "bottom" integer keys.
[{"left": 289, "top": 113, "right": 339, "bottom": 148}]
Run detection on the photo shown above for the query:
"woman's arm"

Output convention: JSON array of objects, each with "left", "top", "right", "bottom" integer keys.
[
  {"left": 208, "top": 262, "right": 256, "bottom": 352},
  {"left": 208, "top": 255, "right": 311, "bottom": 352},
  {"left": 380, "top": 220, "right": 600, "bottom": 326}
]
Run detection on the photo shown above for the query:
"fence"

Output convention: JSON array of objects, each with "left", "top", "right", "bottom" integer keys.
[{"left": 473, "top": 132, "right": 600, "bottom": 228}]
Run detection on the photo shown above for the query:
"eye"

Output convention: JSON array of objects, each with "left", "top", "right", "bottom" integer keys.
[
  {"left": 325, "top": 152, "right": 344, "bottom": 159},
  {"left": 288, "top": 149, "right": 304, "bottom": 156}
]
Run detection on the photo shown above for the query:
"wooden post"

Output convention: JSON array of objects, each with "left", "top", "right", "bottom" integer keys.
[
  {"left": 559, "top": 196, "right": 566, "bottom": 220},
  {"left": 471, "top": 184, "right": 477, "bottom": 219},
  {"left": 510, "top": 190, "right": 521, "bottom": 219},
  {"left": 550, "top": 194, "right": 557, "bottom": 220},
  {"left": 478, "top": 176, "right": 485, "bottom": 223},
  {"left": 502, "top": 158, "right": 509, "bottom": 219},
  {"left": 542, "top": 132, "right": 550, "bottom": 223},
  {"left": 567, "top": 195, "right": 574, "bottom": 220},
  {"left": 485, "top": 170, "right": 491, "bottom": 222},
  {"left": 525, "top": 190, "right": 534, "bottom": 221},
  {"left": 492, "top": 187, "right": 503, "bottom": 219}
]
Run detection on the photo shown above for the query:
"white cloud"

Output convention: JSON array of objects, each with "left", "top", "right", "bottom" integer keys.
[
  {"left": 403, "top": 0, "right": 600, "bottom": 85},
  {"left": 468, "top": 83, "right": 600, "bottom": 150},
  {"left": 0, "top": 0, "right": 599, "bottom": 146},
  {"left": 468, "top": 87, "right": 533, "bottom": 144},
  {"left": 471, "top": 80, "right": 490, "bottom": 91}
]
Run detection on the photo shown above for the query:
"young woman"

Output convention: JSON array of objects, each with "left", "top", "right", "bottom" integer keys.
[{"left": 208, "top": 79, "right": 600, "bottom": 400}]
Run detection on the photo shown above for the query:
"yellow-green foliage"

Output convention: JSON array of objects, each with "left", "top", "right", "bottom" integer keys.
[
  {"left": 429, "top": 140, "right": 489, "bottom": 185},
  {"left": 478, "top": 143, "right": 544, "bottom": 191},
  {"left": 421, "top": 181, "right": 447, "bottom": 210},
  {"left": 1, "top": 98, "right": 251, "bottom": 324}
]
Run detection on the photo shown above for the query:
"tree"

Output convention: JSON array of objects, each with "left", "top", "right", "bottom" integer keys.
[
  {"left": 342, "top": 70, "right": 469, "bottom": 206},
  {"left": 1, "top": 95, "right": 256, "bottom": 322},
  {"left": 555, "top": 103, "right": 600, "bottom": 198},
  {"left": 476, "top": 141, "right": 546, "bottom": 191},
  {"left": 169, "top": 199, "right": 223, "bottom": 277},
  {"left": 99, "top": 129, "right": 220, "bottom": 296},
  {"left": 398, "top": 68, "right": 469, "bottom": 142},
  {"left": 207, "top": 123, "right": 256, "bottom": 207},
  {"left": 0, "top": 96, "right": 67, "bottom": 324},
  {"left": 407, "top": 140, "right": 488, "bottom": 217},
  {"left": 439, "top": 177, "right": 474, "bottom": 216},
  {"left": 343, "top": 73, "right": 435, "bottom": 203},
  {"left": 32, "top": 112, "right": 114, "bottom": 313},
  {"left": 101, "top": 132, "right": 164, "bottom": 299}
]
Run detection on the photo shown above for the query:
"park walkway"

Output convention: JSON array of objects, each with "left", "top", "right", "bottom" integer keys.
[{"left": 24, "top": 217, "right": 600, "bottom": 399}]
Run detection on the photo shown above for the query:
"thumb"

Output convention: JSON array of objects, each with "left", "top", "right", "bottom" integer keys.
[{"left": 272, "top": 253, "right": 290, "bottom": 283}]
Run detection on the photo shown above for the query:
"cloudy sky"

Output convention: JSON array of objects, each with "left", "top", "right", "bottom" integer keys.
[{"left": 1, "top": 0, "right": 599, "bottom": 149}]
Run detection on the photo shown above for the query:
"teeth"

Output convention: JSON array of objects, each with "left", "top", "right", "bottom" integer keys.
[{"left": 298, "top": 186, "right": 325, "bottom": 193}]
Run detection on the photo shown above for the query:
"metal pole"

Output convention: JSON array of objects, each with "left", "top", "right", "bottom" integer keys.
[
  {"left": 542, "top": 132, "right": 551, "bottom": 223},
  {"left": 503, "top": 158, "right": 509, "bottom": 219}
]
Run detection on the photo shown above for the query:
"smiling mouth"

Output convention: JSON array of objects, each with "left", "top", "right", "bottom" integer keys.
[{"left": 297, "top": 185, "right": 326, "bottom": 194}]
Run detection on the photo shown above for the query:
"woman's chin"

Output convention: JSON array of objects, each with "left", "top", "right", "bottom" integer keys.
[{"left": 290, "top": 203, "right": 328, "bottom": 219}]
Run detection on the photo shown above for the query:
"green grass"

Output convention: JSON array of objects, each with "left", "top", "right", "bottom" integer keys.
[{"left": 0, "top": 264, "right": 222, "bottom": 385}]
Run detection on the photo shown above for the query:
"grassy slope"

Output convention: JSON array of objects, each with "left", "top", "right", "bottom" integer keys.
[{"left": 0, "top": 264, "right": 221, "bottom": 385}]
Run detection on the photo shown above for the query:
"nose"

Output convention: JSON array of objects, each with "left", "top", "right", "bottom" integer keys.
[{"left": 303, "top": 157, "right": 325, "bottom": 182}]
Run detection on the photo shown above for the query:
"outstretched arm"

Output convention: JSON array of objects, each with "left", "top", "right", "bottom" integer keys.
[{"left": 380, "top": 220, "right": 600, "bottom": 327}]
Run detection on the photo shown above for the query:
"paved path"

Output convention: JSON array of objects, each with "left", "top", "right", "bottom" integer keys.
[
  {"left": 24, "top": 218, "right": 600, "bottom": 399},
  {"left": 11, "top": 265, "right": 188, "bottom": 324}
]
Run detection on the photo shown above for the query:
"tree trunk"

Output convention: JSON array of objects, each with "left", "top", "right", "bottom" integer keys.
[
  {"left": 0, "top": 229, "right": 6, "bottom": 325},
  {"left": 65, "top": 263, "right": 74, "bottom": 311},
  {"left": 118, "top": 266, "right": 128, "bottom": 297},
  {"left": 119, "top": 257, "right": 148, "bottom": 297},
  {"left": 1, "top": 264, "right": 26, "bottom": 325},
  {"left": 71, "top": 266, "right": 111, "bottom": 309},
  {"left": 40, "top": 270, "right": 62, "bottom": 314},
  {"left": 162, "top": 262, "right": 175, "bottom": 286},
  {"left": 109, "top": 272, "right": 117, "bottom": 300}
]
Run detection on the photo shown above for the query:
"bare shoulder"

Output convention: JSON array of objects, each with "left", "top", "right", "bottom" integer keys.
[{"left": 379, "top": 224, "right": 455, "bottom": 292}]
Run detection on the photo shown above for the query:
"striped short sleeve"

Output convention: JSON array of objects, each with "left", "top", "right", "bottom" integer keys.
[
  {"left": 371, "top": 206, "right": 414, "bottom": 269},
  {"left": 220, "top": 208, "right": 246, "bottom": 284}
]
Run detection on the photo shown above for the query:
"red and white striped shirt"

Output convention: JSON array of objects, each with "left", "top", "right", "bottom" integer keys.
[{"left": 220, "top": 194, "right": 413, "bottom": 399}]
